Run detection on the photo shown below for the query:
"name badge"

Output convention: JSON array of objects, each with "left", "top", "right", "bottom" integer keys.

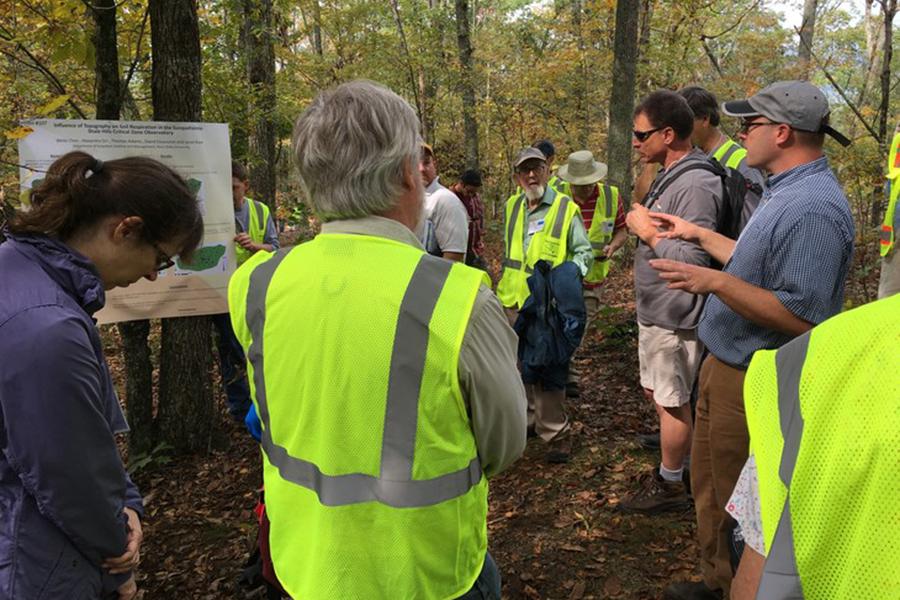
[
  {"left": 601, "top": 220, "right": 615, "bottom": 234},
  {"left": 528, "top": 219, "right": 545, "bottom": 236}
]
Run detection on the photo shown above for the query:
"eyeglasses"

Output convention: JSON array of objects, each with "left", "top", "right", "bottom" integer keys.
[
  {"left": 632, "top": 127, "right": 663, "bottom": 142},
  {"left": 150, "top": 240, "right": 176, "bottom": 271},
  {"left": 739, "top": 120, "right": 780, "bottom": 135},
  {"left": 516, "top": 163, "right": 545, "bottom": 175}
]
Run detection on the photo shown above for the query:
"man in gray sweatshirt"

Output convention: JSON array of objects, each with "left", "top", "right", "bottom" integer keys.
[{"left": 621, "top": 90, "right": 722, "bottom": 514}]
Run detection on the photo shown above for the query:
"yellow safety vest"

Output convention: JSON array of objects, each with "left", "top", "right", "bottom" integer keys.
[
  {"left": 229, "top": 234, "right": 490, "bottom": 599},
  {"left": 496, "top": 188, "right": 580, "bottom": 309},
  {"left": 711, "top": 138, "right": 747, "bottom": 170},
  {"left": 235, "top": 197, "right": 271, "bottom": 266},
  {"left": 881, "top": 132, "right": 900, "bottom": 257},
  {"left": 744, "top": 293, "right": 900, "bottom": 599},
  {"left": 555, "top": 181, "right": 620, "bottom": 284}
]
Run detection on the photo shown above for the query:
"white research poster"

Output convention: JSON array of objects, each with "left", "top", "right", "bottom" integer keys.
[{"left": 17, "top": 119, "right": 236, "bottom": 324}]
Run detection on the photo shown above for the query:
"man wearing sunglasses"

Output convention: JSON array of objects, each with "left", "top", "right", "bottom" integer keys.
[
  {"left": 620, "top": 90, "right": 723, "bottom": 517},
  {"left": 651, "top": 81, "right": 854, "bottom": 600}
]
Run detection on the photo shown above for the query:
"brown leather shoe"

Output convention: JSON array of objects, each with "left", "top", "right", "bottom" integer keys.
[
  {"left": 546, "top": 432, "right": 575, "bottom": 464},
  {"left": 617, "top": 469, "right": 690, "bottom": 514},
  {"left": 662, "top": 581, "right": 723, "bottom": 600}
]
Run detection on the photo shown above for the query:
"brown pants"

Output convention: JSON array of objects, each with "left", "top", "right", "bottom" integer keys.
[{"left": 690, "top": 355, "right": 748, "bottom": 596}]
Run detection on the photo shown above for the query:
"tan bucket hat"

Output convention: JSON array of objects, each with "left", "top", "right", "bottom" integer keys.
[{"left": 557, "top": 150, "right": 608, "bottom": 185}]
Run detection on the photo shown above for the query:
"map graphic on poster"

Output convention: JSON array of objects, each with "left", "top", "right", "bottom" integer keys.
[{"left": 17, "top": 119, "right": 236, "bottom": 324}]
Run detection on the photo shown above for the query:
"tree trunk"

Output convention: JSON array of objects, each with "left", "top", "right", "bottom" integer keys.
[
  {"left": 573, "top": 0, "right": 589, "bottom": 148},
  {"left": 608, "top": 0, "right": 640, "bottom": 198},
  {"left": 455, "top": 0, "right": 479, "bottom": 170},
  {"left": 90, "top": 0, "right": 157, "bottom": 456},
  {"left": 798, "top": 0, "right": 817, "bottom": 77},
  {"left": 149, "top": 0, "right": 216, "bottom": 454},
  {"left": 92, "top": 0, "right": 119, "bottom": 121},
  {"left": 311, "top": 0, "right": 323, "bottom": 56},
  {"left": 244, "top": 0, "right": 278, "bottom": 212},
  {"left": 874, "top": 0, "right": 898, "bottom": 225}
]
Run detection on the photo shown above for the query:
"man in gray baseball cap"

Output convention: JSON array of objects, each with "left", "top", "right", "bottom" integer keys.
[
  {"left": 721, "top": 80, "right": 851, "bottom": 147},
  {"left": 650, "top": 80, "right": 856, "bottom": 600}
]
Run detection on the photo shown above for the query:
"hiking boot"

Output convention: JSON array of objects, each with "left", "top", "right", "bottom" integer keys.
[
  {"left": 636, "top": 432, "right": 660, "bottom": 450},
  {"left": 565, "top": 381, "right": 580, "bottom": 399},
  {"left": 617, "top": 470, "right": 691, "bottom": 514},
  {"left": 546, "top": 432, "right": 575, "bottom": 464},
  {"left": 662, "top": 581, "right": 723, "bottom": 600}
]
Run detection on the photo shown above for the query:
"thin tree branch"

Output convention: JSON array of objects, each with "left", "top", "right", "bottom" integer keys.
[
  {"left": 700, "top": 0, "right": 760, "bottom": 40},
  {"left": 121, "top": 5, "right": 150, "bottom": 93},
  {"left": 0, "top": 25, "right": 87, "bottom": 118},
  {"left": 793, "top": 25, "right": 881, "bottom": 141}
]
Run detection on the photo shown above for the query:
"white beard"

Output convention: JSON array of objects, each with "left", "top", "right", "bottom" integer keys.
[{"left": 524, "top": 184, "right": 545, "bottom": 201}]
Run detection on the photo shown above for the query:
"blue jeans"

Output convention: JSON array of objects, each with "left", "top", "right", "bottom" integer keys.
[
  {"left": 456, "top": 552, "right": 501, "bottom": 600},
  {"left": 212, "top": 313, "right": 252, "bottom": 419}
]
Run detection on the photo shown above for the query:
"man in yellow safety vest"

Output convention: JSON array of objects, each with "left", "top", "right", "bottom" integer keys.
[
  {"left": 879, "top": 123, "right": 900, "bottom": 298},
  {"left": 729, "top": 292, "right": 899, "bottom": 599},
  {"left": 497, "top": 146, "right": 592, "bottom": 463},
  {"left": 229, "top": 80, "right": 527, "bottom": 599}
]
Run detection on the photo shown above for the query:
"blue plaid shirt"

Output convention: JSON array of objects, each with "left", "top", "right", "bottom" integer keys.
[{"left": 698, "top": 157, "right": 855, "bottom": 368}]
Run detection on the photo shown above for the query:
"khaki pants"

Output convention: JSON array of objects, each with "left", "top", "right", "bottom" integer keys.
[
  {"left": 506, "top": 307, "right": 569, "bottom": 442},
  {"left": 690, "top": 355, "right": 748, "bottom": 596}
]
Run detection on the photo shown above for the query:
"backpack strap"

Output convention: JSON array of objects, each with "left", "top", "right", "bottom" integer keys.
[{"left": 643, "top": 159, "right": 724, "bottom": 207}]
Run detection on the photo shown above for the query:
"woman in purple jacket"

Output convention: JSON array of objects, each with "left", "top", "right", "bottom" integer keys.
[{"left": 0, "top": 151, "right": 203, "bottom": 600}]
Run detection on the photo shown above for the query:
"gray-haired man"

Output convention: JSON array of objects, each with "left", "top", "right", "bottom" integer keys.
[{"left": 229, "top": 80, "right": 526, "bottom": 598}]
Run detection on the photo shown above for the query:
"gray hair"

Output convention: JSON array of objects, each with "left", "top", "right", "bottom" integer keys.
[{"left": 291, "top": 80, "right": 420, "bottom": 221}]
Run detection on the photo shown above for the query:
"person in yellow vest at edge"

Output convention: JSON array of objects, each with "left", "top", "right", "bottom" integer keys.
[
  {"left": 228, "top": 80, "right": 527, "bottom": 600},
  {"left": 554, "top": 150, "right": 628, "bottom": 399},
  {"left": 497, "top": 146, "right": 592, "bottom": 464},
  {"left": 878, "top": 123, "right": 900, "bottom": 298},
  {"left": 212, "top": 162, "right": 279, "bottom": 421},
  {"left": 728, "top": 290, "right": 900, "bottom": 600}
]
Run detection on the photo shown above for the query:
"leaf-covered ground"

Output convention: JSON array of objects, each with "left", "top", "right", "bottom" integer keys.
[{"left": 114, "top": 238, "right": 704, "bottom": 599}]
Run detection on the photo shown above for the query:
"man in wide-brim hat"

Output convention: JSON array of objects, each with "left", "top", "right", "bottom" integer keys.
[{"left": 555, "top": 150, "right": 628, "bottom": 396}]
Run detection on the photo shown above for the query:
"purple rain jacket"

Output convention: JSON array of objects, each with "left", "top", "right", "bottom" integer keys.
[{"left": 0, "top": 233, "right": 143, "bottom": 599}]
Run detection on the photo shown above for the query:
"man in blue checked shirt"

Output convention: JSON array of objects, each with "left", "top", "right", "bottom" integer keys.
[{"left": 648, "top": 81, "right": 855, "bottom": 600}]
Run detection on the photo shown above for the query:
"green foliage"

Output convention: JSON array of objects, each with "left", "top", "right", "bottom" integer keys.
[{"left": 127, "top": 441, "right": 173, "bottom": 475}]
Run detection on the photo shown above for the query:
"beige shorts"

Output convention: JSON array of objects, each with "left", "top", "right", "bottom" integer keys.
[{"left": 638, "top": 323, "right": 704, "bottom": 408}]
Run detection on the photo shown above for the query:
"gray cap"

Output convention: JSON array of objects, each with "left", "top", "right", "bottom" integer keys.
[
  {"left": 722, "top": 80, "right": 850, "bottom": 147},
  {"left": 514, "top": 146, "right": 547, "bottom": 167}
]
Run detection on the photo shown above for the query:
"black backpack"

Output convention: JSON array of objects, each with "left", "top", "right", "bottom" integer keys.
[{"left": 644, "top": 157, "right": 762, "bottom": 240}]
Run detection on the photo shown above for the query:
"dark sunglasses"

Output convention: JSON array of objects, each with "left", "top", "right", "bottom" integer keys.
[
  {"left": 150, "top": 240, "right": 176, "bottom": 271},
  {"left": 739, "top": 120, "right": 780, "bottom": 135},
  {"left": 632, "top": 127, "right": 663, "bottom": 142}
]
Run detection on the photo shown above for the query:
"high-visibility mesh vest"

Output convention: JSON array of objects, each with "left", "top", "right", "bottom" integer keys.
[
  {"left": 744, "top": 293, "right": 900, "bottom": 599},
  {"left": 555, "top": 181, "right": 620, "bottom": 284},
  {"left": 235, "top": 197, "right": 271, "bottom": 266},
  {"left": 229, "top": 234, "right": 490, "bottom": 599},
  {"left": 496, "top": 188, "right": 580, "bottom": 308},
  {"left": 881, "top": 132, "right": 900, "bottom": 257},
  {"left": 711, "top": 138, "right": 747, "bottom": 170}
]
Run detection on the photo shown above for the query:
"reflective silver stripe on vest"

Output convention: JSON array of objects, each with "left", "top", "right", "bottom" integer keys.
[
  {"left": 590, "top": 242, "right": 605, "bottom": 251},
  {"left": 602, "top": 185, "right": 613, "bottom": 218},
  {"left": 551, "top": 196, "right": 570, "bottom": 239},
  {"left": 252, "top": 199, "right": 266, "bottom": 232},
  {"left": 503, "top": 258, "right": 522, "bottom": 269},
  {"left": 755, "top": 333, "right": 811, "bottom": 600},
  {"left": 718, "top": 141, "right": 740, "bottom": 167},
  {"left": 506, "top": 196, "right": 523, "bottom": 260},
  {"left": 246, "top": 250, "right": 482, "bottom": 508}
]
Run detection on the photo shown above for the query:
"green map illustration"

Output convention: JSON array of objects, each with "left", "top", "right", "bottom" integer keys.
[{"left": 176, "top": 244, "right": 225, "bottom": 272}]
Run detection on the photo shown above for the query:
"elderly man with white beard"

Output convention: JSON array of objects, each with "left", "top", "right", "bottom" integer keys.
[{"left": 496, "top": 146, "right": 593, "bottom": 463}]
